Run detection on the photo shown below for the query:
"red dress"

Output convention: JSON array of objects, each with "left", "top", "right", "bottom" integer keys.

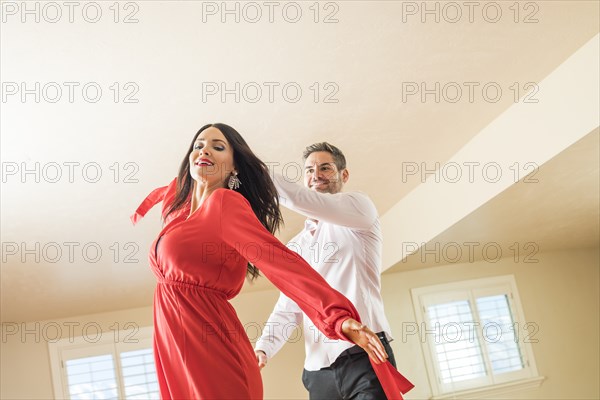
[{"left": 132, "top": 178, "right": 413, "bottom": 400}]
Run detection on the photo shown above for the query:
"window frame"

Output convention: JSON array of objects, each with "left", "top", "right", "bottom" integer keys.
[
  {"left": 411, "top": 275, "right": 544, "bottom": 398},
  {"left": 48, "top": 325, "right": 154, "bottom": 399}
]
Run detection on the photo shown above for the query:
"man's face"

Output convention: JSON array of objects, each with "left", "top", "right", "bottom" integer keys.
[{"left": 303, "top": 151, "right": 348, "bottom": 194}]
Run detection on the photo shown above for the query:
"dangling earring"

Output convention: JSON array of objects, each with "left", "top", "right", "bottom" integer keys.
[{"left": 228, "top": 171, "right": 241, "bottom": 190}]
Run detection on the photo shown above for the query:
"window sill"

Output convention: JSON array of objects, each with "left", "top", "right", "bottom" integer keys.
[{"left": 431, "top": 376, "right": 545, "bottom": 399}]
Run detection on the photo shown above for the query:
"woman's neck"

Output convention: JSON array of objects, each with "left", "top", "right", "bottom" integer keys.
[{"left": 189, "top": 180, "right": 224, "bottom": 217}]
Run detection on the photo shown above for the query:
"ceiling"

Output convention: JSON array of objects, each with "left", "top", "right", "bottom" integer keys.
[
  {"left": 386, "top": 128, "right": 600, "bottom": 273},
  {"left": 1, "top": 1, "right": 598, "bottom": 322}
]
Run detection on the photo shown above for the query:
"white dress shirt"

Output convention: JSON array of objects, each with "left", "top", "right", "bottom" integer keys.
[{"left": 255, "top": 173, "right": 393, "bottom": 371}]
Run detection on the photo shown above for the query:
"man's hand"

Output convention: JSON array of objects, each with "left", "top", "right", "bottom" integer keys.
[
  {"left": 255, "top": 349, "right": 268, "bottom": 370},
  {"left": 341, "top": 318, "right": 388, "bottom": 364}
]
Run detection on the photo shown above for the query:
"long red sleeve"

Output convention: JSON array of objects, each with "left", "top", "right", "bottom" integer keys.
[
  {"left": 219, "top": 189, "right": 358, "bottom": 340},
  {"left": 219, "top": 190, "right": 414, "bottom": 399}
]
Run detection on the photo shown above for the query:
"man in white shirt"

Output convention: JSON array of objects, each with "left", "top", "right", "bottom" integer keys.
[{"left": 255, "top": 142, "right": 396, "bottom": 399}]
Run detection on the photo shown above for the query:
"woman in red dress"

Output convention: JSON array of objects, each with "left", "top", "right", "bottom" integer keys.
[{"left": 132, "top": 123, "right": 412, "bottom": 399}]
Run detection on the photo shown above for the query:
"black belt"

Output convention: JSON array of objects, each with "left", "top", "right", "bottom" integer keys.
[{"left": 341, "top": 331, "right": 388, "bottom": 356}]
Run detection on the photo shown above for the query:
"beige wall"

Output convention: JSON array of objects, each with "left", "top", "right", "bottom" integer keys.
[{"left": 1, "top": 247, "right": 598, "bottom": 399}]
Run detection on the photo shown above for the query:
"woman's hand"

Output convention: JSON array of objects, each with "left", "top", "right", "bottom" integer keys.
[{"left": 341, "top": 318, "right": 388, "bottom": 364}]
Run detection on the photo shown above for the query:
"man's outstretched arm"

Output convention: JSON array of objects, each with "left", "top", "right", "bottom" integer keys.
[
  {"left": 254, "top": 291, "right": 303, "bottom": 368},
  {"left": 273, "top": 173, "right": 377, "bottom": 230}
]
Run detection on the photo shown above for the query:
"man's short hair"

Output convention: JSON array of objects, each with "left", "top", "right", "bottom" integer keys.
[{"left": 303, "top": 142, "right": 347, "bottom": 171}]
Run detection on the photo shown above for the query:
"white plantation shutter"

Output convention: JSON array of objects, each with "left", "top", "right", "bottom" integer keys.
[
  {"left": 120, "top": 348, "right": 160, "bottom": 399},
  {"left": 412, "top": 276, "right": 542, "bottom": 396},
  {"left": 426, "top": 300, "right": 487, "bottom": 384},
  {"left": 49, "top": 327, "right": 158, "bottom": 400},
  {"left": 476, "top": 295, "right": 525, "bottom": 375},
  {"left": 65, "top": 354, "right": 118, "bottom": 399}
]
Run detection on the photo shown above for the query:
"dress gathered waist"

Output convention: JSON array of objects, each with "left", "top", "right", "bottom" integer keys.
[{"left": 156, "top": 277, "right": 228, "bottom": 297}]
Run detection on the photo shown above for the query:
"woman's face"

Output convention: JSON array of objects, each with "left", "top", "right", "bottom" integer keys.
[{"left": 189, "top": 127, "right": 235, "bottom": 188}]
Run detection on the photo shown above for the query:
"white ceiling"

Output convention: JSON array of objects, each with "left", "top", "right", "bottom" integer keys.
[
  {"left": 387, "top": 128, "right": 600, "bottom": 273},
  {"left": 1, "top": 1, "right": 599, "bottom": 322}
]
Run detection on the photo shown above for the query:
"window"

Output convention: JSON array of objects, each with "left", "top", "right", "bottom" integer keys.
[
  {"left": 120, "top": 348, "right": 160, "bottom": 399},
  {"left": 64, "top": 353, "right": 118, "bottom": 399},
  {"left": 411, "top": 275, "right": 544, "bottom": 398},
  {"left": 48, "top": 326, "right": 159, "bottom": 399}
]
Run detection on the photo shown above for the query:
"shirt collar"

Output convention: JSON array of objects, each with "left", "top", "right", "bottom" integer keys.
[{"left": 304, "top": 219, "right": 319, "bottom": 232}]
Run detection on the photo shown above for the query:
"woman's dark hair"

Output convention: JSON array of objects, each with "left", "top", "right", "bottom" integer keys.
[{"left": 164, "top": 123, "right": 283, "bottom": 281}]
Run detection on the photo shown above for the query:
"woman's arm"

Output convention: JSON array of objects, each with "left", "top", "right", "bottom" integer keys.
[{"left": 219, "top": 189, "right": 386, "bottom": 363}]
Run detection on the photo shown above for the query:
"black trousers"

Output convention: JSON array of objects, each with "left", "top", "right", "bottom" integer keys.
[{"left": 301, "top": 333, "right": 396, "bottom": 400}]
